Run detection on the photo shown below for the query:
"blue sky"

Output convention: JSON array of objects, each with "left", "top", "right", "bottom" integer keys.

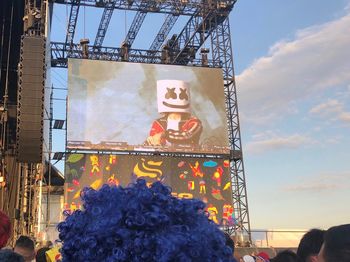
[
  {"left": 231, "top": 0, "right": 350, "bottom": 230},
  {"left": 50, "top": 0, "right": 350, "bottom": 230}
]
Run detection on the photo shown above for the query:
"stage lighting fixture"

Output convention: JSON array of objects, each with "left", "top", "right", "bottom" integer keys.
[
  {"left": 230, "top": 150, "right": 242, "bottom": 161},
  {"left": 189, "top": 46, "right": 196, "bottom": 60},
  {"left": 217, "top": 1, "right": 228, "bottom": 9},
  {"left": 168, "top": 34, "right": 178, "bottom": 47},
  {"left": 31, "top": 8, "right": 42, "bottom": 19},
  {"left": 52, "top": 152, "right": 64, "bottom": 161},
  {"left": 0, "top": 174, "right": 5, "bottom": 188},
  {"left": 80, "top": 38, "right": 90, "bottom": 58},
  {"left": 161, "top": 45, "right": 170, "bottom": 64},
  {"left": 96, "top": 0, "right": 104, "bottom": 7},
  {"left": 200, "top": 48, "right": 209, "bottom": 66},
  {"left": 120, "top": 41, "right": 130, "bottom": 61},
  {"left": 53, "top": 120, "right": 65, "bottom": 129}
]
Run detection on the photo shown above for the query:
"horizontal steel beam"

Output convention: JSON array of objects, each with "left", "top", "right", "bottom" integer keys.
[
  {"left": 52, "top": 0, "right": 237, "bottom": 16},
  {"left": 50, "top": 41, "right": 221, "bottom": 67}
]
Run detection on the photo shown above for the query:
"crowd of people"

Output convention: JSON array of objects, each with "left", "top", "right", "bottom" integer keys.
[
  {"left": 237, "top": 224, "right": 350, "bottom": 262},
  {"left": 0, "top": 180, "right": 349, "bottom": 262},
  {"left": 0, "top": 220, "right": 61, "bottom": 262}
]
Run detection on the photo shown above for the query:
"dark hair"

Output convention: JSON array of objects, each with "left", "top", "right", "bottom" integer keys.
[
  {"left": 297, "top": 228, "right": 325, "bottom": 261},
  {"left": 224, "top": 232, "right": 235, "bottom": 255},
  {"left": 15, "top": 235, "right": 35, "bottom": 251},
  {"left": 0, "top": 210, "right": 11, "bottom": 248},
  {"left": 272, "top": 250, "right": 300, "bottom": 262},
  {"left": 36, "top": 247, "right": 50, "bottom": 262},
  {"left": 58, "top": 179, "right": 234, "bottom": 262},
  {"left": 322, "top": 224, "right": 350, "bottom": 262},
  {"left": 0, "top": 249, "right": 24, "bottom": 262}
]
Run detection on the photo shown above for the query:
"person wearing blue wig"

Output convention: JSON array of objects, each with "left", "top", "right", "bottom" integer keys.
[{"left": 58, "top": 179, "right": 235, "bottom": 262}]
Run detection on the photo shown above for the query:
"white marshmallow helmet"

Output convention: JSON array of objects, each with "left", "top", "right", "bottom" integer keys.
[{"left": 157, "top": 80, "right": 191, "bottom": 113}]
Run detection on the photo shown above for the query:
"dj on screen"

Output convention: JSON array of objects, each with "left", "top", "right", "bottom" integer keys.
[{"left": 146, "top": 80, "right": 203, "bottom": 147}]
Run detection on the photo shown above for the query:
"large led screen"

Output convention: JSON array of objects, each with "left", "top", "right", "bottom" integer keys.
[
  {"left": 67, "top": 59, "right": 229, "bottom": 154},
  {"left": 65, "top": 153, "right": 236, "bottom": 225}
]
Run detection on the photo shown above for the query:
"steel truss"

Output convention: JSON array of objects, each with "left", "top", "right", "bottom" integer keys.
[
  {"left": 54, "top": 1, "right": 235, "bottom": 66},
  {"left": 64, "top": 148, "right": 240, "bottom": 159},
  {"left": 14, "top": 163, "right": 43, "bottom": 238},
  {"left": 211, "top": 17, "right": 251, "bottom": 240},
  {"left": 123, "top": 0, "right": 159, "bottom": 47},
  {"left": 148, "top": 2, "right": 186, "bottom": 51},
  {"left": 149, "top": 13, "right": 179, "bottom": 51},
  {"left": 94, "top": 0, "right": 117, "bottom": 48},
  {"left": 124, "top": 11, "right": 147, "bottom": 47},
  {"left": 53, "top": 0, "right": 231, "bottom": 16},
  {"left": 49, "top": 0, "right": 251, "bottom": 242},
  {"left": 0, "top": 0, "right": 47, "bottom": 242},
  {"left": 65, "top": 0, "right": 81, "bottom": 51},
  {"left": 50, "top": 41, "right": 220, "bottom": 67}
]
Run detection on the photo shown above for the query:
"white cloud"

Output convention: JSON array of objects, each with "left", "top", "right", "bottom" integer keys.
[
  {"left": 245, "top": 134, "right": 315, "bottom": 154},
  {"left": 325, "top": 137, "right": 342, "bottom": 144},
  {"left": 284, "top": 172, "right": 350, "bottom": 192},
  {"left": 309, "top": 99, "right": 350, "bottom": 123},
  {"left": 338, "top": 112, "right": 350, "bottom": 122},
  {"left": 309, "top": 99, "right": 342, "bottom": 115},
  {"left": 236, "top": 12, "right": 350, "bottom": 126},
  {"left": 285, "top": 183, "right": 339, "bottom": 192}
]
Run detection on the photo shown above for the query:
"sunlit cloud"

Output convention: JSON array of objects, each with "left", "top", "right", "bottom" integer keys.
[
  {"left": 309, "top": 99, "right": 342, "bottom": 115},
  {"left": 236, "top": 12, "right": 350, "bottom": 127},
  {"left": 338, "top": 112, "right": 350, "bottom": 122},
  {"left": 284, "top": 172, "right": 350, "bottom": 192},
  {"left": 309, "top": 99, "right": 350, "bottom": 124},
  {"left": 325, "top": 137, "right": 342, "bottom": 144},
  {"left": 245, "top": 134, "right": 315, "bottom": 154},
  {"left": 285, "top": 183, "right": 339, "bottom": 192}
]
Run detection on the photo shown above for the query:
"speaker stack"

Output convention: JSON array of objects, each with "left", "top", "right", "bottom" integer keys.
[{"left": 16, "top": 36, "right": 46, "bottom": 163}]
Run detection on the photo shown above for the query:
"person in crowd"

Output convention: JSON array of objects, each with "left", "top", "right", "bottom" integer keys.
[
  {"left": 240, "top": 254, "right": 255, "bottom": 262},
  {"left": 0, "top": 210, "right": 11, "bottom": 249},
  {"left": 45, "top": 246, "right": 62, "bottom": 262},
  {"left": 317, "top": 224, "right": 350, "bottom": 262},
  {"left": 36, "top": 247, "right": 50, "bottom": 262},
  {"left": 13, "top": 235, "right": 35, "bottom": 262},
  {"left": 0, "top": 249, "right": 24, "bottom": 262},
  {"left": 224, "top": 232, "right": 238, "bottom": 262},
  {"left": 256, "top": 251, "right": 270, "bottom": 262},
  {"left": 297, "top": 228, "right": 325, "bottom": 262},
  {"left": 41, "top": 240, "right": 53, "bottom": 249},
  {"left": 271, "top": 250, "right": 300, "bottom": 262},
  {"left": 58, "top": 179, "right": 235, "bottom": 261}
]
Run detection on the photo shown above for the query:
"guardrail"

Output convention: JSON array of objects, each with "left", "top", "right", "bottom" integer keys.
[{"left": 249, "top": 229, "right": 307, "bottom": 248}]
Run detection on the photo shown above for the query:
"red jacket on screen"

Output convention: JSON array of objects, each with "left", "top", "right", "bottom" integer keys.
[{"left": 149, "top": 115, "right": 202, "bottom": 145}]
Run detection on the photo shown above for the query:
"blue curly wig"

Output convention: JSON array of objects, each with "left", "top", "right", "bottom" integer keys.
[{"left": 58, "top": 179, "right": 234, "bottom": 262}]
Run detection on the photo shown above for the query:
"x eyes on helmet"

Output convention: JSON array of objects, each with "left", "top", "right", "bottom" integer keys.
[{"left": 165, "top": 88, "right": 188, "bottom": 101}]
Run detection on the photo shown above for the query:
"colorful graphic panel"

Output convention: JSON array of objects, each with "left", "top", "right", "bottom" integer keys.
[
  {"left": 65, "top": 153, "right": 236, "bottom": 225},
  {"left": 67, "top": 59, "right": 229, "bottom": 154}
]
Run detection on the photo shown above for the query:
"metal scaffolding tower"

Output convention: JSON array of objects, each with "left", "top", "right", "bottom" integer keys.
[
  {"left": 94, "top": 0, "right": 116, "bottom": 48},
  {"left": 123, "top": 1, "right": 156, "bottom": 47},
  {"left": 65, "top": 0, "right": 81, "bottom": 52},
  {"left": 149, "top": 13, "right": 179, "bottom": 51},
  {"left": 0, "top": 0, "right": 49, "bottom": 242},
  {"left": 49, "top": 0, "right": 251, "bottom": 241}
]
